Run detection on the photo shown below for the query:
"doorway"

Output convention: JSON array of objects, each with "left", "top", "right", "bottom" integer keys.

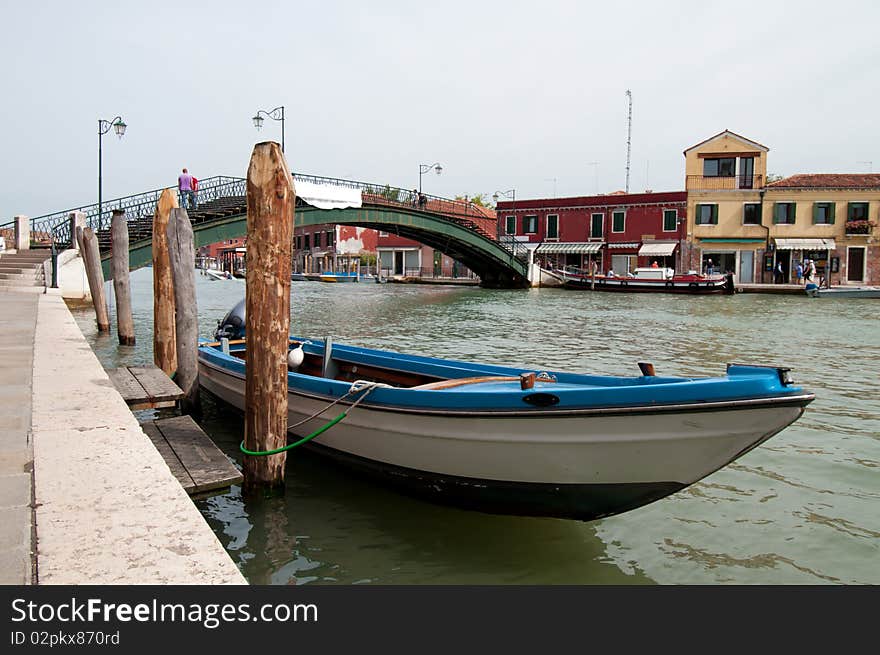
[
  {"left": 394, "top": 251, "right": 404, "bottom": 276},
  {"left": 847, "top": 247, "right": 865, "bottom": 282},
  {"left": 739, "top": 250, "right": 754, "bottom": 283},
  {"left": 775, "top": 250, "right": 791, "bottom": 283}
]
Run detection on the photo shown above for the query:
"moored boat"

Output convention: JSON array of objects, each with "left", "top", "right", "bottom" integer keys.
[
  {"left": 562, "top": 266, "right": 734, "bottom": 294},
  {"left": 805, "top": 283, "right": 880, "bottom": 298},
  {"left": 319, "top": 272, "right": 359, "bottom": 283},
  {"left": 200, "top": 301, "right": 813, "bottom": 521}
]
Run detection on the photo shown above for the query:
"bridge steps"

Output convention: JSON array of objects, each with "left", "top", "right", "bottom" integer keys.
[{"left": 0, "top": 251, "right": 48, "bottom": 289}]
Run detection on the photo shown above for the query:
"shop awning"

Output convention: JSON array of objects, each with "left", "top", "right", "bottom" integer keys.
[
  {"left": 774, "top": 238, "right": 836, "bottom": 250},
  {"left": 535, "top": 242, "right": 603, "bottom": 254},
  {"left": 607, "top": 242, "right": 640, "bottom": 249},
  {"left": 638, "top": 242, "right": 677, "bottom": 257}
]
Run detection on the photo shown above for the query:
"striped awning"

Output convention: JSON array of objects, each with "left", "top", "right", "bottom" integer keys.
[
  {"left": 638, "top": 242, "right": 677, "bottom": 257},
  {"left": 535, "top": 242, "right": 603, "bottom": 254},
  {"left": 774, "top": 238, "right": 836, "bottom": 250},
  {"left": 607, "top": 242, "right": 640, "bottom": 249}
]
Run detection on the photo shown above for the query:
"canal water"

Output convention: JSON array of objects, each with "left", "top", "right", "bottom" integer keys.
[{"left": 69, "top": 269, "right": 880, "bottom": 585}]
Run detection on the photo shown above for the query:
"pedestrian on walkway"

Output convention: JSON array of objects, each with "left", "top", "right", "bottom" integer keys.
[
  {"left": 178, "top": 168, "right": 196, "bottom": 210},
  {"left": 796, "top": 261, "right": 804, "bottom": 284},
  {"left": 775, "top": 260, "right": 784, "bottom": 284}
]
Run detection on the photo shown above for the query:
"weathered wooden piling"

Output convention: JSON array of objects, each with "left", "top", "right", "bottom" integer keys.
[
  {"left": 81, "top": 227, "right": 110, "bottom": 332},
  {"left": 243, "top": 141, "right": 294, "bottom": 491},
  {"left": 153, "top": 189, "right": 178, "bottom": 376},
  {"left": 166, "top": 207, "right": 199, "bottom": 414},
  {"left": 111, "top": 210, "right": 135, "bottom": 345}
]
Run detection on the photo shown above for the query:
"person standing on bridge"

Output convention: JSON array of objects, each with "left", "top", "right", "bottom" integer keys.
[{"left": 178, "top": 168, "right": 197, "bottom": 210}]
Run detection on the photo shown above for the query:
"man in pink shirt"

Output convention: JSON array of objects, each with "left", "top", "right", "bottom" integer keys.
[{"left": 178, "top": 168, "right": 196, "bottom": 209}]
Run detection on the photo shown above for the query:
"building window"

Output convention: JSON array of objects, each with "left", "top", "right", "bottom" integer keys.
[
  {"left": 773, "top": 202, "right": 796, "bottom": 224},
  {"left": 327, "top": 230, "right": 335, "bottom": 245},
  {"left": 524, "top": 215, "right": 537, "bottom": 234},
  {"left": 814, "top": 202, "right": 836, "bottom": 224},
  {"left": 304, "top": 234, "right": 310, "bottom": 249},
  {"left": 612, "top": 211, "right": 625, "bottom": 233},
  {"left": 847, "top": 202, "right": 869, "bottom": 221},
  {"left": 546, "top": 215, "right": 559, "bottom": 239},
  {"left": 695, "top": 204, "right": 718, "bottom": 225},
  {"left": 314, "top": 232, "right": 321, "bottom": 248},
  {"left": 295, "top": 235, "right": 301, "bottom": 250},
  {"left": 505, "top": 215, "right": 516, "bottom": 235},
  {"left": 703, "top": 157, "right": 735, "bottom": 177},
  {"left": 591, "top": 213, "right": 603, "bottom": 238},
  {"left": 663, "top": 209, "right": 677, "bottom": 232},
  {"left": 743, "top": 203, "right": 761, "bottom": 225}
]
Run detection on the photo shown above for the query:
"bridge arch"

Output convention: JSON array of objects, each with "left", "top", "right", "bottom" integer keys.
[{"left": 107, "top": 203, "right": 530, "bottom": 288}]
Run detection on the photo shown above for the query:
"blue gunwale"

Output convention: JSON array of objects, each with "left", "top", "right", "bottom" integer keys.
[{"left": 197, "top": 338, "right": 811, "bottom": 414}]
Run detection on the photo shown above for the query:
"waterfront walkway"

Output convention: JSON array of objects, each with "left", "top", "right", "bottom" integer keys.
[{"left": 0, "top": 287, "right": 245, "bottom": 585}]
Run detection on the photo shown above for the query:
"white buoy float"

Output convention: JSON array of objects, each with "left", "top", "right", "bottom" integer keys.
[{"left": 287, "top": 343, "right": 305, "bottom": 370}]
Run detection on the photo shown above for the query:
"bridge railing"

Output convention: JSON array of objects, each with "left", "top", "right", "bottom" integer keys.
[{"left": 6, "top": 172, "right": 529, "bottom": 268}]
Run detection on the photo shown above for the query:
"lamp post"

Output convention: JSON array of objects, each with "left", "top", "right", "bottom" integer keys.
[
  {"left": 419, "top": 162, "right": 442, "bottom": 194},
  {"left": 98, "top": 116, "right": 127, "bottom": 231},
  {"left": 252, "top": 106, "right": 285, "bottom": 152},
  {"left": 492, "top": 189, "right": 515, "bottom": 239}
]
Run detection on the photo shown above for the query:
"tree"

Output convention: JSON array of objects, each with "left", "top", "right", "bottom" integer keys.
[
  {"left": 766, "top": 173, "right": 785, "bottom": 184},
  {"left": 455, "top": 193, "right": 492, "bottom": 208}
]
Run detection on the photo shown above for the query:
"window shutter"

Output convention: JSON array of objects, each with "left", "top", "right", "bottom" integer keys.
[
  {"left": 812, "top": 203, "right": 819, "bottom": 224},
  {"left": 773, "top": 203, "right": 780, "bottom": 224},
  {"left": 791, "top": 203, "right": 796, "bottom": 223},
  {"left": 829, "top": 203, "right": 836, "bottom": 224},
  {"left": 712, "top": 205, "right": 718, "bottom": 224}
]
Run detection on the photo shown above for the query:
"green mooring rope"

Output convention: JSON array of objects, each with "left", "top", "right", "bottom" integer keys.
[
  {"left": 239, "top": 379, "right": 388, "bottom": 457},
  {"left": 239, "top": 412, "right": 346, "bottom": 456}
]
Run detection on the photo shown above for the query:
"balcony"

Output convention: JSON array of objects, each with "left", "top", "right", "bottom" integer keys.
[
  {"left": 686, "top": 174, "right": 763, "bottom": 190},
  {"left": 845, "top": 220, "right": 876, "bottom": 236}
]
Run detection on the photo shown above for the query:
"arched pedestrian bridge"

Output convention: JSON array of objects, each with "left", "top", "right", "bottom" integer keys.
[{"left": 16, "top": 175, "right": 531, "bottom": 288}]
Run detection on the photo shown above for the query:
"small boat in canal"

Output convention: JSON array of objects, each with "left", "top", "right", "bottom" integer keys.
[
  {"left": 318, "top": 272, "right": 359, "bottom": 283},
  {"left": 199, "top": 301, "right": 813, "bottom": 521},
  {"left": 561, "top": 266, "right": 735, "bottom": 294},
  {"left": 805, "top": 283, "right": 880, "bottom": 298}
]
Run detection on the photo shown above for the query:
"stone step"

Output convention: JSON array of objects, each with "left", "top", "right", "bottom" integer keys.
[{"left": 0, "top": 272, "right": 36, "bottom": 280}]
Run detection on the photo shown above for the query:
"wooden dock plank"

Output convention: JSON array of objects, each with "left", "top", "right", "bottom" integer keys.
[
  {"left": 107, "top": 364, "right": 183, "bottom": 410},
  {"left": 142, "top": 422, "right": 197, "bottom": 494},
  {"left": 151, "top": 415, "right": 242, "bottom": 494},
  {"left": 106, "top": 367, "right": 144, "bottom": 405},
  {"left": 129, "top": 366, "right": 184, "bottom": 405}
]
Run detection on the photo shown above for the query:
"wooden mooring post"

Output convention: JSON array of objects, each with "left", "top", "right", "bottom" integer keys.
[
  {"left": 80, "top": 226, "right": 110, "bottom": 332},
  {"left": 167, "top": 207, "right": 199, "bottom": 414},
  {"left": 243, "top": 141, "right": 294, "bottom": 491},
  {"left": 111, "top": 209, "right": 135, "bottom": 345},
  {"left": 153, "top": 188, "right": 178, "bottom": 376}
]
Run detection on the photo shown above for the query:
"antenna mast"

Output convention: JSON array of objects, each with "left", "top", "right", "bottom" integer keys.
[{"left": 625, "top": 89, "right": 632, "bottom": 194}]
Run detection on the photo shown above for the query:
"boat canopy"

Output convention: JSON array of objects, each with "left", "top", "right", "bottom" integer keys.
[
  {"left": 535, "top": 242, "right": 603, "bottom": 254},
  {"left": 774, "top": 238, "right": 836, "bottom": 250},
  {"left": 638, "top": 242, "right": 677, "bottom": 257}
]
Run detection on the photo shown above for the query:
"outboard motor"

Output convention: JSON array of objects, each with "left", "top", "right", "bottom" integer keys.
[{"left": 215, "top": 298, "right": 246, "bottom": 340}]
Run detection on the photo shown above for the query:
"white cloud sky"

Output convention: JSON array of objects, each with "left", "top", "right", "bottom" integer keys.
[{"left": 1, "top": 0, "right": 877, "bottom": 218}]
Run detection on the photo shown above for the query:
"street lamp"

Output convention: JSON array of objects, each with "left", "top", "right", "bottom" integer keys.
[
  {"left": 98, "top": 116, "right": 127, "bottom": 231},
  {"left": 419, "top": 162, "right": 442, "bottom": 194},
  {"left": 492, "top": 189, "right": 515, "bottom": 239},
  {"left": 252, "top": 106, "right": 285, "bottom": 152}
]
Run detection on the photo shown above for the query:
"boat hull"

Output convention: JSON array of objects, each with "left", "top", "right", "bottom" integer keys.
[
  {"left": 563, "top": 273, "right": 734, "bottom": 294},
  {"left": 199, "top": 355, "right": 809, "bottom": 520}
]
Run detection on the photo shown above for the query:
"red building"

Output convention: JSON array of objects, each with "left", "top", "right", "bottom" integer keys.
[
  {"left": 495, "top": 191, "right": 688, "bottom": 275},
  {"left": 293, "top": 224, "right": 378, "bottom": 274}
]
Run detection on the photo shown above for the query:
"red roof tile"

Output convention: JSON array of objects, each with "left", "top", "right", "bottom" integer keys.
[{"left": 767, "top": 173, "right": 880, "bottom": 189}]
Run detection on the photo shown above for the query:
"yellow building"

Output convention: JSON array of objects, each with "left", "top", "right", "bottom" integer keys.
[{"left": 683, "top": 130, "right": 879, "bottom": 285}]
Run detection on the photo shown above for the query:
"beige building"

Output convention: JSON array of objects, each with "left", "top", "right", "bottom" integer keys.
[{"left": 683, "top": 130, "right": 879, "bottom": 285}]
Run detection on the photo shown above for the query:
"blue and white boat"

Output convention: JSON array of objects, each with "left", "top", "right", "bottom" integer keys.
[{"left": 199, "top": 303, "right": 814, "bottom": 521}]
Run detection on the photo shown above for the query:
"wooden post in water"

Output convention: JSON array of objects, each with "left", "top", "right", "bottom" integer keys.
[
  {"left": 153, "top": 189, "right": 178, "bottom": 376},
  {"left": 81, "top": 227, "right": 110, "bottom": 332},
  {"left": 243, "top": 141, "right": 294, "bottom": 491},
  {"left": 111, "top": 210, "right": 135, "bottom": 345},
  {"left": 167, "top": 207, "right": 200, "bottom": 414}
]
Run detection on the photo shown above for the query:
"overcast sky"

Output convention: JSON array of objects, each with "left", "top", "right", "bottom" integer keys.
[{"left": 2, "top": 0, "right": 878, "bottom": 218}]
